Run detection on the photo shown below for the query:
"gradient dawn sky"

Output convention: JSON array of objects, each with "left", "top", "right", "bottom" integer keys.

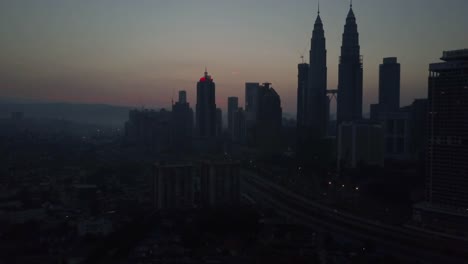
[{"left": 1, "top": 0, "right": 467, "bottom": 114}]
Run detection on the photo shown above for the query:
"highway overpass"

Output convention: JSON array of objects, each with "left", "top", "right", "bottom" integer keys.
[{"left": 241, "top": 170, "right": 468, "bottom": 264}]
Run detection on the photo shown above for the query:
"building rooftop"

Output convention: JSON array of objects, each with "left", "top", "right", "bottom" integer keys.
[
  {"left": 441, "top": 49, "right": 468, "bottom": 61},
  {"left": 199, "top": 68, "right": 213, "bottom": 82},
  {"left": 383, "top": 57, "right": 398, "bottom": 64}
]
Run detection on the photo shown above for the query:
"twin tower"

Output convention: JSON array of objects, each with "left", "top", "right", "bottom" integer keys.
[{"left": 297, "top": 3, "right": 363, "bottom": 143}]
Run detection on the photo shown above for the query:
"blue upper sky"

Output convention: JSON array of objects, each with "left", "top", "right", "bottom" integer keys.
[{"left": 1, "top": 0, "right": 467, "bottom": 113}]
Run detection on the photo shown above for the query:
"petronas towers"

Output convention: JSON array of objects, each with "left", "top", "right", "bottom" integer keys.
[{"left": 297, "top": 2, "right": 363, "bottom": 149}]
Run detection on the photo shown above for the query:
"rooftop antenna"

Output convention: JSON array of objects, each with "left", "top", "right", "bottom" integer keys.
[
  {"left": 318, "top": 0, "right": 320, "bottom": 14},
  {"left": 350, "top": 0, "right": 353, "bottom": 8},
  {"left": 300, "top": 55, "right": 305, "bottom": 63}
]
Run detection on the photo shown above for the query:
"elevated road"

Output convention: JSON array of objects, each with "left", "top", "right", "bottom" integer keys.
[{"left": 242, "top": 170, "right": 468, "bottom": 263}]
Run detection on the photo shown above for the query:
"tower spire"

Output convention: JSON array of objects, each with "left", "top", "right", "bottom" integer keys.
[
  {"left": 346, "top": 0, "right": 355, "bottom": 19},
  {"left": 315, "top": 0, "right": 322, "bottom": 24}
]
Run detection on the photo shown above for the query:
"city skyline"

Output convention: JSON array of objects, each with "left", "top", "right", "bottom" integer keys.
[
  {"left": 1, "top": 0, "right": 468, "bottom": 114},
  {"left": 2, "top": 1, "right": 468, "bottom": 262}
]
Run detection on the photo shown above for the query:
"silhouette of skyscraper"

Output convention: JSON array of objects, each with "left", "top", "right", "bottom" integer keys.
[
  {"left": 379, "top": 57, "right": 401, "bottom": 113},
  {"left": 297, "top": 5, "right": 328, "bottom": 160},
  {"left": 172, "top": 90, "right": 194, "bottom": 154},
  {"left": 427, "top": 49, "right": 468, "bottom": 208},
  {"left": 337, "top": 3, "right": 363, "bottom": 125},
  {"left": 216, "top": 108, "right": 223, "bottom": 137},
  {"left": 368, "top": 58, "right": 406, "bottom": 160},
  {"left": 371, "top": 57, "right": 402, "bottom": 120},
  {"left": 232, "top": 107, "right": 247, "bottom": 144},
  {"left": 256, "top": 83, "right": 283, "bottom": 155},
  {"left": 245, "top": 82, "right": 260, "bottom": 121},
  {"left": 414, "top": 49, "right": 468, "bottom": 233},
  {"left": 196, "top": 69, "right": 216, "bottom": 138},
  {"left": 227, "top": 97, "right": 239, "bottom": 136},
  {"left": 245, "top": 82, "right": 260, "bottom": 146},
  {"left": 308, "top": 7, "right": 328, "bottom": 139}
]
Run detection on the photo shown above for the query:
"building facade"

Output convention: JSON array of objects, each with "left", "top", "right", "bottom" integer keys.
[
  {"left": 414, "top": 49, "right": 468, "bottom": 234},
  {"left": 153, "top": 163, "right": 195, "bottom": 210},
  {"left": 216, "top": 108, "right": 223, "bottom": 137},
  {"left": 245, "top": 82, "right": 260, "bottom": 146},
  {"left": 381, "top": 111, "right": 411, "bottom": 160},
  {"left": 199, "top": 160, "right": 240, "bottom": 207},
  {"left": 337, "top": 121, "right": 384, "bottom": 169},
  {"left": 232, "top": 107, "right": 247, "bottom": 144},
  {"left": 296, "top": 62, "right": 309, "bottom": 133},
  {"left": 427, "top": 49, "right": 468, "bottom": 209},
  {"left": 408, "top": 99, "right": 428, "bottom": 160},
  {"left": 227, "top": 97, "right": 239, "bottom": 136}
]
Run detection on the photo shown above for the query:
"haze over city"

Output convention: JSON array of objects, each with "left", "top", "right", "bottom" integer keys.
[
  {"left": 2, "top": 0, "right": 467, "bottom": 113},
  {"left": 2, "top": 0, "right": 468, "bottom": 263}
]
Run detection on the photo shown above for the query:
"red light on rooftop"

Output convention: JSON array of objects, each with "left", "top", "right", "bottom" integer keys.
[
  {"left": 199, "top": 68, "right": 213, "bottom": 82},
  {"left": 199, "top": 76, "right": 213, "bottom": 82}
]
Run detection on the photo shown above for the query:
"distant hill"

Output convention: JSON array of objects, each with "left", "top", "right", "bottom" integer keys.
[{"left": 0, "top": 100, "right": 132, "bottom": 127}]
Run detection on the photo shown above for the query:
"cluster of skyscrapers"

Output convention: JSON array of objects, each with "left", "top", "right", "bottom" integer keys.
[
  {"left": 124, "top": 68, "right": 283, "bottom": 157},
  {"left": 194, "top": 69, "right": 283, "bottom": 155},
  {"left": 296, "top": 3, "right": 468, "bottom": 233}
]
